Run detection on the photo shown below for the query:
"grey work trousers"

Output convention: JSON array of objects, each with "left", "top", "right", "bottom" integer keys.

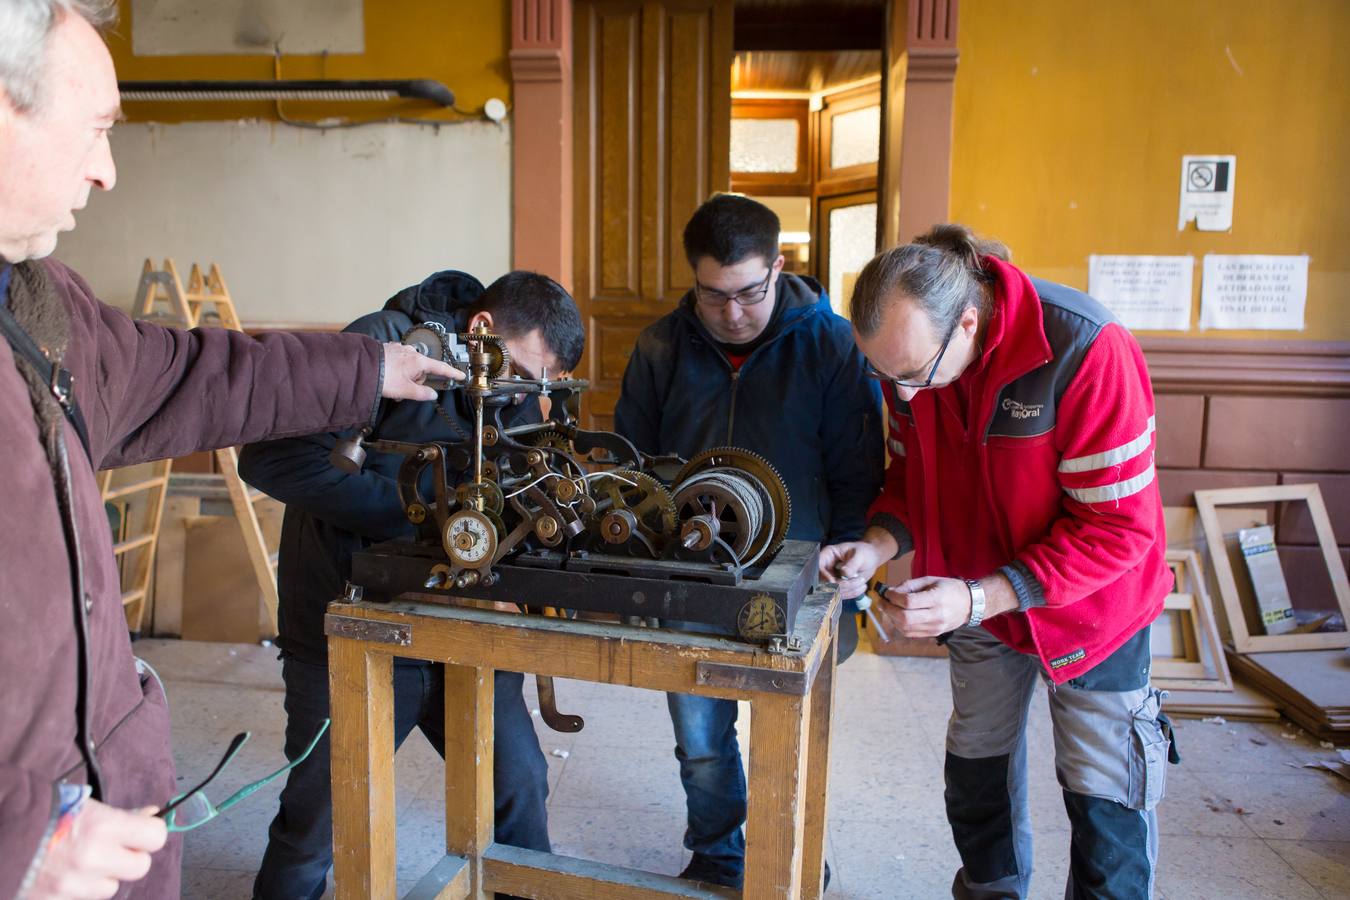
[{"left": 943, "top": 625, "right": 1171, "bottom": 900}]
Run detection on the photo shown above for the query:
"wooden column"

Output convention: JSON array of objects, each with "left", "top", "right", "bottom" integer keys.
[
  {"left": 799, "top": 615, "right": 838, "bottom": 896},
  {"left": 511, "top": 0, "right": 575, "bottom": 290},
  {"left": 443, "top": 664, "right": 495, "bottom": 899},
  {"left": 880, "top": 0, "right": 960, "bottom": 248},
  {"left": 329, "top": 637, "right": 397, "bottom": 900}
]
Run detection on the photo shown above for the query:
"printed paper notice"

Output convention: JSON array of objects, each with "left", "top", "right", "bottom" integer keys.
[
  {"left": 1200, "top": 255, "right": 1309, "bottom": 330},
  {"left": 1178, "top": 155, "right": 1236, "bottom": 232},
  {"left": 1088, "top": 255, "right": 1194, "bottom": 330}
]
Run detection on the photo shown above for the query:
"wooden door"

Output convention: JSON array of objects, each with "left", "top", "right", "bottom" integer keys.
[
  {"left": 813, "top": 83, "right": 881, "bottom": 317},
  {"left": 573, "top": 0, "right": 733, "bottom": 430}
]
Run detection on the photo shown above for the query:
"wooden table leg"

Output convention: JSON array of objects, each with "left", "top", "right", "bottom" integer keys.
[
  {"left": 443, "top": 664, "right": 495, "bottom": 899},
  {"left": 329, "top": 637, "right": 396, "bottom": 900},
  {"left": 744, "top": 691, "right": 811, "bottom": 898},
  {"left": 800, "top": 623, "right": 838, "bottom": 899}
]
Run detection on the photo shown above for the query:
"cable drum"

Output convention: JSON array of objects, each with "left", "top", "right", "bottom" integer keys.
[{"left": 672, "top": 468, "right": 777, "bottom": 566}]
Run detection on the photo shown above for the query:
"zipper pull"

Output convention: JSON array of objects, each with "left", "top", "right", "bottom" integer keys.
[{"left": 48, "top": 349, "right": 75, "bottom": 411}]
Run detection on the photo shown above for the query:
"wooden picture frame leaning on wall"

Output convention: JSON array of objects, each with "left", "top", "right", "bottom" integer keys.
[
  {"left": 1195, "top": 484, "right": 1350, "bottom": 653},
  {"left": 1154, "top": 549, "right": 1233, "bottom": 691}
]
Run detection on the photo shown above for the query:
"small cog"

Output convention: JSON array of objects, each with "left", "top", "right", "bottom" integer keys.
[
  {"left": 593, "top": 469, "right": 678, "bottom": 539},
  {"left": 458, "top": 331, "right": 512, "bottom": 379}
]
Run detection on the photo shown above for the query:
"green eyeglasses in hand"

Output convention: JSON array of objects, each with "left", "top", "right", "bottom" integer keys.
[{"left": 157, "top": 719, "right": 330, "bottom": 832}]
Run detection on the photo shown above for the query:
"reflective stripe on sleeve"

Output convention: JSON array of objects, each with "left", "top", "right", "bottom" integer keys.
[
  {"left": 1058, "top": 415, "right": 1156, "bottom": 474},
  {"left": 1062, "top": 464, "right": 1156, "bottom": 504}
]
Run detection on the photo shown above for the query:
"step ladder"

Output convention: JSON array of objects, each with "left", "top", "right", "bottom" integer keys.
[
  {"left": 132, "top": 258, "right": 242, "bottom": 329},
  {"left": 123, "top": 258, "right": 280, "bottom": 636},
  {"left": 99, "top": 460, "right": 172, "bottom": 633}
]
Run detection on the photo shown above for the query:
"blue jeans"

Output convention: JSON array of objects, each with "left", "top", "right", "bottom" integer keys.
[
  {"left": 666, "top": 692, "right": 747, "bottom": 886},
  {"left": 253, "top": 656, "right": 550, "bottom": 900}
]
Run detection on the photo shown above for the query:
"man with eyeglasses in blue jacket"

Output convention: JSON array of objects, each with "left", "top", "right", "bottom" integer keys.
[{"left": 615, "top": 193, "right": 884, "bottom": 889}]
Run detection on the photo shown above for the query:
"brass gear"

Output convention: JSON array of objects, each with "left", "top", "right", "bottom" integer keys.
[
  {"left": 527, "top": 427, "right": 573, "bottom": 453},
  {"left": 457, "top": 331, "right": 512, "bottom": 379},
  {"left": 675, "top": 447, "right": 791, "bottom": 560},
  {"left": 456, "top": 480, "right": 505, "bottom": 517},
  {"left": 593, "top": 469, "right": 678, "bottom": 540},
  {"left": 526, "top": 427, "right": 584, "bottom": 480}
]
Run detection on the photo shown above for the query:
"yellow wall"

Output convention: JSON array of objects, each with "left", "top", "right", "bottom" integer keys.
[
  {"left": 107, "top": 0, "right": 512, "bottom": 124},
  {"left": 950, "top": 0, "right": 1350, "bottom": 340}
]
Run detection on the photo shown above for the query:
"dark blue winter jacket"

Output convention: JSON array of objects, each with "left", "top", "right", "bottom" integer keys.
[
  {"left": 238, "top": 270, "right": 545, "bottom": 663},
  {"left": 615, "top": 273, "right": 884, "bottom": 549}
]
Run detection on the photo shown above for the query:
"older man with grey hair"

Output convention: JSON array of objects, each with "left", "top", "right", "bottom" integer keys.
[{"left": 0, "top": 3, "right": 460, "bottom": 897}]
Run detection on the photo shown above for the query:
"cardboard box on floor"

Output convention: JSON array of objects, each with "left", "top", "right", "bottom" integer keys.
[{"left": 152, "top": 484, "right": 282, "bottom": 642}]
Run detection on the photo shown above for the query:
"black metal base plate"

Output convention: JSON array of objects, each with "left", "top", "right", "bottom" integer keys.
[{"left": 349, "top": 540, "right": 821, "bottom": 644}]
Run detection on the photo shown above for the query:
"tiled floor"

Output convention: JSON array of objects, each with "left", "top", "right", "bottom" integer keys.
[{"left": 137, "top": 640, "right": 1350, "bottom": 899}]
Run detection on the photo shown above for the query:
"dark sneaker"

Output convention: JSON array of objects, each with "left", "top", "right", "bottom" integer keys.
[
  {"left": 679, "top": 853, "right": 743, "bottom": 889},
  {"left": 678, "top": 856, "right": 831, "bottom": 891}
]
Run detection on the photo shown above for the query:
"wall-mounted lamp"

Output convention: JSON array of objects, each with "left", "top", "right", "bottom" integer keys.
[{"left": 118, "top": 79, "right": 455, "bottom": 107}]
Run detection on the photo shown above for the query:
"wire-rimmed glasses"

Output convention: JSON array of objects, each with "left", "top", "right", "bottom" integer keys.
[{"left": 157, "top": 719, "right": 330, "bottom": 832}]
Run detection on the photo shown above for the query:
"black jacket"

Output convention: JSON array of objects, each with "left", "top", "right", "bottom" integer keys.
[
  {"left": 239, "top": 270, "right": 543, "bottom": 663},
  {"left": 614, "top": 274, "right": 885, "bottom": 655}
]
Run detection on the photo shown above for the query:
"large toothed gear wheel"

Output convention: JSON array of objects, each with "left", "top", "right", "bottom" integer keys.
[
  {"left": 674, "top": 447, "right": 791, "bottom": 563},
  {"left": 402, "top": 321, "right": 452, "bottom": 363},
  {"left": 458, "top": 331, "right": 512, "bottom": 379},
  {"left": 593, "top": 469, "right": 679, "bottom": 542}
]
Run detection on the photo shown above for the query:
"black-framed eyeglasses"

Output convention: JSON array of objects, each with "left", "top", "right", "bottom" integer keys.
[
  {"left": 694, "top": 270, "right": 773, "bottom": 308},
  {"left": 157, "top": 719, "right": 330, "bottom": 832},
  {"left": 865, "top": 324, "right": 958, "bottom": 389}
]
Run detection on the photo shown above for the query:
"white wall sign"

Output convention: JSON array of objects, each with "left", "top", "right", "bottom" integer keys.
[
  {"left": 1200, "top": 255, "right": 1309, "bottom": 330},
  {"left": 1088, "top": 255, "right": 1194, "bottom": 330},
  {"left": 1178, "top": 155, "right": 1236, "bottom": 232},
  {"left": 132, "top": 0, "right": 364, "bottom": 56}
]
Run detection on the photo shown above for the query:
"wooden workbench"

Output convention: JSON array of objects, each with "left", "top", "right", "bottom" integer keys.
[{"left": 325, "top": 584, "right": 841, "bottom": 899}]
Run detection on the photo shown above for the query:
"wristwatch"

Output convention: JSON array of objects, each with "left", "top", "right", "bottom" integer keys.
[{"left": 964, "top": 579, "right": 986, "bottom": 627}]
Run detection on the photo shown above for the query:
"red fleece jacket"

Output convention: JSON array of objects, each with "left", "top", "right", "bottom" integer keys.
[{"left": 869, "top": 258, "right": 1170, "bottom": 683}]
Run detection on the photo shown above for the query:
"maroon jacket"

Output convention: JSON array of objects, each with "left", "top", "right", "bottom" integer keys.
[{"left": 0, "top": 260, "right": 384, "bottom": 898}]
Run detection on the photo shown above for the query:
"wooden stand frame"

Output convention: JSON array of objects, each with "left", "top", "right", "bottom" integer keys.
[
  {"left": 1195, "top": 484, "right": 1350, "bottom": 653},
  {"left": 326, "top": 588, "right": 841, "bottom": 899}
]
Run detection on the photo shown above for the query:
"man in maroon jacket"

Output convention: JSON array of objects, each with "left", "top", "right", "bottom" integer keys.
[
  {"left": 822, "top": 226, "right": 1175, "bottom": 899},
  {"left": 0, "top": 3, "right": 458, "bottom": 897}
]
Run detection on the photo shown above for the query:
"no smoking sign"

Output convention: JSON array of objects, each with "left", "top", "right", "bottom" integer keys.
[
  {"left": 1186, "top": 159, "right": 1230, "bottom": 193},
  {"left": 1179, "top": 154, "right": 1236, "bottom": 231}
]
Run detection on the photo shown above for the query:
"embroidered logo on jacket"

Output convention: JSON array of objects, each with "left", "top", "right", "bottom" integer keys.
[
  {"left": 1049, "top": 648, "right": 1086, "bottom": 669},
  {"left": 1002, "top": 398, "right": 1045, "bottom": 420}
]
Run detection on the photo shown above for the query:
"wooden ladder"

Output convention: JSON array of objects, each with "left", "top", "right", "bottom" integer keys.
[
  {"left": 126, "top": 258, "right": 280, "bottom": 636},
  {"left": 132, "top": 258, "right": 242, "bottom": 329},
  {"left": 99, "top": 460, "right": 172, "bottom": 633}
]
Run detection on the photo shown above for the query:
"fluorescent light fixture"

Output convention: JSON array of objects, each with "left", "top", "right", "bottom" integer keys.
[
  {"left": 119, "top": 79, "right": 456, "bottom": 107},
  {"left": 780, "top": 231, "right": 811, "bottom": 243}
]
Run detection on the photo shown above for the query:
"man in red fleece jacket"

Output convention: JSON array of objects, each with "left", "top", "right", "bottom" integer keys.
[{"left": 821, "top": 225, "right": 1174, "bottom": 900}]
